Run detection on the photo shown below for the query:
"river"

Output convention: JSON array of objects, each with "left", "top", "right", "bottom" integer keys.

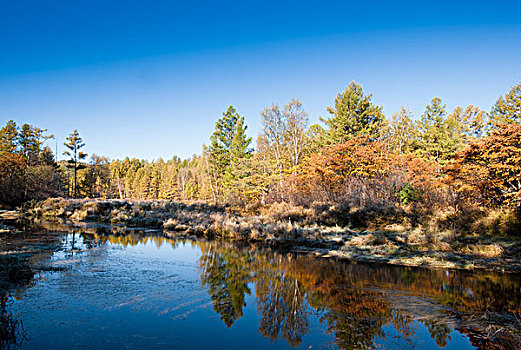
[{"left": 4, "top": 227, "right": 521, "bottom": 349}]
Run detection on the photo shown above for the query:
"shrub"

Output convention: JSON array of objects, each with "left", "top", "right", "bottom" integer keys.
[{"left": 398, "top": 183, "right": 420, "bottom": 205}]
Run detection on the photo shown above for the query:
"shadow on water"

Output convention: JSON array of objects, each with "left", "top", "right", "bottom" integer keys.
[
  {"left": 0, "top": 215, "right": 63, "bottom": 348},
  {"left": 4, "top": 219, "right": 521, "bottom": 349},
  {"left": 0, "top": 256, "right": 33, "bottom": 348},
  {"left": 0, "top": 236, "right": 59, "bottom": 348}
]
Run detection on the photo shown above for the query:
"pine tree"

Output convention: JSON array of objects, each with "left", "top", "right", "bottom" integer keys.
[
  {"left": 323, "top": 81, "right": 384, "bottom": 144},
  {"left": 90, "top": 154, "right": 110, "bottom": 198},
  {"left": 202, "top": 144, "right": 219, "bottom": 201},
  {"left": 125, "top": 162, "right": 139, "bottom": 197},
  {"left": 414, "top": 98, "right": 469, "bottom": 166},
  {"left": 415, "top": 97, "right": 448, "bottom": 163},
  {"left": 18, "top": 124, "right": 53, "bottom": 165},
  {"left": 159, "top": 159, "right": 179, "bottom": 199},
  {"left": 0, "top": 120, "right": 19, "bottom": 154},
  {"left": 63, "top": 129, "right": 87, "bottom": 197},
  {"left": 110, "top": 160, "right": 125, "bottom": 198},
  {"left": 306, "top": 124, "right": 327, "bottom": 153},
  {"left": 39, "top": 146, "right": 55, "bottom": 166},
  {"left": 208, "top": 106, "right": 252, "bottom": 199}
]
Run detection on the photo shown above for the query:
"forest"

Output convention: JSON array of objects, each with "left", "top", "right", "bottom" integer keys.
[{"left": 1, "top": 81, "right": 520, "bottom": 235}]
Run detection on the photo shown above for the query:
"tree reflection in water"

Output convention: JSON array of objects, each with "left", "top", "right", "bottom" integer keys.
[
  {"left": 199, "top": 243, "right": 254, "bottom": 327},
  {"left": 51, "top": 222, "right": 520, "bottom": 350},
  {"left": 254, "top": 256, "right": 309, "bottom": 347},
  {"left": 196, "top": 241, "right": 521, "bottom": 349}
]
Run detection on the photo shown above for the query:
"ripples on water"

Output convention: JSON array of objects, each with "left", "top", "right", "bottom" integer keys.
[{"left": 7, "top": 229, "right": 521, "bottom": 349}]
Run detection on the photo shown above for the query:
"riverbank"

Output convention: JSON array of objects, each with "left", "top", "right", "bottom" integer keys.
[{"left": 20, "top": 197, "right": 521, "bottom": 272}]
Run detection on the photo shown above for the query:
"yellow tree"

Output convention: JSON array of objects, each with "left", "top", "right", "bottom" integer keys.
[{"left": 489, "top": 81, "right": 521, "bottom": 128}]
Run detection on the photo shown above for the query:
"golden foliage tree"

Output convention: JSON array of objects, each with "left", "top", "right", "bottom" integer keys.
[{"left": 447, "top": 123, "right": 521, "bottom": 210}]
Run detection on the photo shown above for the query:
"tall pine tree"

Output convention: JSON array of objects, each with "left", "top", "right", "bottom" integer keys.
[
  {"left": 208, "top": 106, "right": 252, "bottom": 199},
  {"left": 415, "top": 97, "right": 464, "bottom": 165},
  {"left": 323, "top": 81, "right": 384, "bottom": 144},
  {"left": 0, "top": 120, "right": 19, "bottom": 154},
  {"left": 63, "top": 129, "right": 87, "bottom": 197}
]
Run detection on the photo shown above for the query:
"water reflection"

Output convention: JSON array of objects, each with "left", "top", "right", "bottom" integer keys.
[
  {"left": 89, "top": 231, "right": 521, "bottom": 348},
  {"left": 0, "top": 231, "right": 60, "bottom": 348},
  {"left": 255, "top": 262, "right": 309, "bottom": 347},
  {"left": 14, "top": 224, "right": 521, "bottom": 349}
]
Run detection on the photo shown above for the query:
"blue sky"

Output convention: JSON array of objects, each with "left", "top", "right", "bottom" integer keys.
[{"left": 1, "top": 1, "right": 521, "bottom": 160}]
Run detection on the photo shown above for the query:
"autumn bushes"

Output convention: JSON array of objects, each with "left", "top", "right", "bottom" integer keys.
[
  {"left": 263, "top": 124, "right": 521, "bottom": 235},
  {"left": 447, "top": 124, "right": 521, "bottom": 210},
  {"left": 0, "top": 152, "right": 60, "bottom": 207},
  {"left": 441, "top": 124, "right": 521, "bottom": 235},
  {"left": 296, "top": 136, "right": 440, "bottom": 207},
  {"left": 267, "top": 136, "right": 441, "bottom": 229},
  {"left": 242, "top": 198, "right": 412, "bottom": 232},
  {"left": 26, "top": 198, "right": 336, "bottom": 247},
  {"left": 0, "top": 153, "right": 26, "bottom": 207}
]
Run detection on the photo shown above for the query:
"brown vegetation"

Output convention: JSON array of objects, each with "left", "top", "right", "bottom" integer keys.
[{"left": 24, "top": 197, "right": 521, "bottom": 272}]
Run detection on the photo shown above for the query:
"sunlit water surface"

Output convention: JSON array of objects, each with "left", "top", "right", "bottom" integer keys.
[{"left": 9, "top": 231, "right": 521, "bottom": 349}]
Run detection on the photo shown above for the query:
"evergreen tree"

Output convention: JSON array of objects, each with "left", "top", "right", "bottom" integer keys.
[
  {"left": 63, "top": 129, "right": 87, "bottom": 197},
  {"left": 110, "top": 160, "right": 125, "bottom": 198},
  {"left": 125, "top": 162, "right": 139, "bottom": 197},
  {"left": 0, "top": 120, "right": 19, "bottom": 154},
  {"left": 208, "top": 106, "right": 252, "bottom": 199},
  {"left": 159, "top": 159, "right": 179, "bottom": 199},
  {"left": 90, "top": 154, "right": 110, "bottom": 198},
  {"left": 18, "top": 124, "right": 53, "bottom": 165},
  {"left": 415, "top": 97, "right": 453, "bottom": 164},
  {"left": 413, "top": 98, "right": 473, "bottom": 166},
  {"left": 323, "top": 81, "right": 384, "bottom": 144},
  {"left": 203, "top": 144, "right": 219, "bottom": 201},
  {"left": 132, "top": 167, "right": 146, "bottom": 199},
  {"left": 306, "top": 124, "right": 327, "bottom": 153},
  {"left": 39, "top": 145, "right": 55, "bottom": 166}
]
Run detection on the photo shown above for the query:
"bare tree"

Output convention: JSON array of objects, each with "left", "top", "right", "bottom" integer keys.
[
  {"left": 260, "top": 99, "right": 309, "bottom": 199},
  {"left": 284, "top": 99, "right": 309, "bottom": 173}
]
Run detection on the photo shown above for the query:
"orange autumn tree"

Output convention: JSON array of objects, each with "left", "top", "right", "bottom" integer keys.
[
  {"left": 298, "top": 136, "right": 439, "bottom": 206},
  {"left": 447, "top": 123, "right": 521, "bottom": 210},
  {"left": 0, "top": 152, "right": 27, "bottom": 206}
]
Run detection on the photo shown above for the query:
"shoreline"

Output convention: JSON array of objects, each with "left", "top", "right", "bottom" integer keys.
[{"left": 7, "top": 198, "right": 521, "bottom": 273}]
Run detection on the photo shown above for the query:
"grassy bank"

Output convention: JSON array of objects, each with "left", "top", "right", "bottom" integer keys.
[{"left": 22, "top": 197, "right": 521, "bottom": 272}]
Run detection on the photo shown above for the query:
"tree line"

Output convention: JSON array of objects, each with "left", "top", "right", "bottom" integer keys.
[{"left": 1, "top": 81, "right": 520, "bottom": 222}]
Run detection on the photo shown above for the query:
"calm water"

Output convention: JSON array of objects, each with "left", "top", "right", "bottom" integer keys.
[{"left": 7, "top": 229, "right": 521, "bottom": 349}]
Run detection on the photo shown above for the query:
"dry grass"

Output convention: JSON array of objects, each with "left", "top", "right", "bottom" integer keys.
[
  {"left": 459, "top": 244, "right": 505, "bottom": 258},
  {"left": 435, "top": 207, "right": 521, "bottom": 237},
  {"left": 23, "top": 198, "right": 521, "bottom": 271},
  {"left": 348, "top": 233, "right": 388, "bottom": 247}
]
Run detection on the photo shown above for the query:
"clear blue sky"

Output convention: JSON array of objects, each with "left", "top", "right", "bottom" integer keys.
[{"left": 1, "top": 1, "right": 520, "bottom": 160}]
